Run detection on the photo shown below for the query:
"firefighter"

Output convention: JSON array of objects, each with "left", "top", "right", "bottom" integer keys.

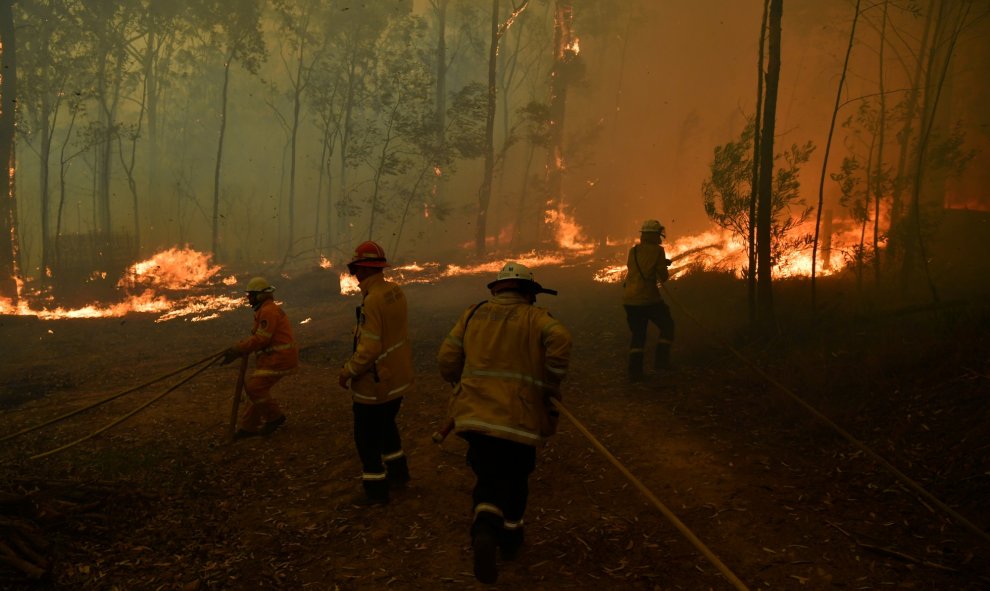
[
  {"left": 337, "top": 241, "right": 414, "bottom": 506},
  {"left": 222, "top": 276, "right": 298, "bottom": 439},
  {"left": 622, "top": 219, "right": 675, "bottom": 381},
  {"left": 438, "top": 262, "right": 572, "bottom": 584}
]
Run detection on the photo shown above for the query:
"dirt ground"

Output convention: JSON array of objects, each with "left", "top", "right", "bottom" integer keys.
[{"left": 1, "top": 263, "right": 988, "bottom": 590}]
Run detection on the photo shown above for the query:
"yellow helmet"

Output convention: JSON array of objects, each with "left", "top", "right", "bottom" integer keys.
[{"left": 245, "top": 276, "right": 274, "bottom": 293}]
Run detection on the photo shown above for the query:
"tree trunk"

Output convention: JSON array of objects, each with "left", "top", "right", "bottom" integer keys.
[
  {"left": 212, "top": 55, "right": 234, "bottom": 259},
  {"left": 474, "top": 0, "right": 498, "bottom": 257},
  {"left": 0, "top": 0, "right": 19, "bottom": 301},
  {"left": 756, "top": 0, "right": 782, "bottom": 329},
  {"left": 887, "top": 0, "right": 934, "bottom": 270},
  {"left": 748, "top": 0, "right": 769, "bottom": 326},
  {"left": 872, "top": 0, "right": 888, "bottom": 285},
  {"left": 901, "top": 2, "right": 970, "bottom": 302},
  {"left": 543, "top": 0, "right": 573, "bottom": 247},
  {"left": 812, "top": 0, "right": 861, "bottom": 311}
]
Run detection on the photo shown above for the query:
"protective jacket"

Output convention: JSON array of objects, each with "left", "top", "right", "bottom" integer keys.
[
  {"left": 344, "top": 273, "right": 414, "bottom": 405},
  {"left": 438, "top": 292, "right": 572, "bottom": 446},
  {"left": 622, "top": 242, "right": 670, "bottom": 305},
  {"left": 235, "top": 298, "right": 298, "bottom": 376}
]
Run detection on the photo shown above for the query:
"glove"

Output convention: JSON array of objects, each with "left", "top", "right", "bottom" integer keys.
[
  {"left": 221, "top": 348, "right": 241, "bottom": 365},
  {"left": 338, "top": 368, "right": 352, "bottom": 389}
]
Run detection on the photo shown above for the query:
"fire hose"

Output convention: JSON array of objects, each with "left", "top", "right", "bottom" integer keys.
[
  {"left": 432, "top": 400, "right": 751, "bottom": 591},
  {"left": 1, "top": 351, "right": 226, "bottom": 460},
  {"left": 1, "top": 350, "right": 227, "bottom": 446}
]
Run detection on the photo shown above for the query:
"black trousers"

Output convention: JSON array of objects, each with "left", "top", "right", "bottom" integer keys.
[
  {"left": 465, "top": 432, "right": 536, "bottom": 538},
  {"left": 623, "top": 302, "right": 675, "bottom": 349},
  {"left": 353, "top": 397, "right": 406, "bottom": 499}
]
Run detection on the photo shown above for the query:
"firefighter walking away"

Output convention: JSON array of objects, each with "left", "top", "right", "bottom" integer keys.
[
  {"left": 438, "top": 262, "right": 572, "bottom": 584},
  {"left": 622, "top": 219, "right": 675, "bottom": 381}
]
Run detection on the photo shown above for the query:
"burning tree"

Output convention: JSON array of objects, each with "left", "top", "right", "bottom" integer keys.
[{"left": 702, "top": 119, "right": 815, "bottom": 282}]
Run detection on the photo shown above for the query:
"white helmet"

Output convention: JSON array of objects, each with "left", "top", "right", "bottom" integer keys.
[
  {"left": 486, "top": 262, "right": 557, "bottom": 295},
  {"left": 245, "top": 276, "right": 275, "bottom": 293},
  {"left": 640, "top": 219, "right": 664, "bottom": 234}
]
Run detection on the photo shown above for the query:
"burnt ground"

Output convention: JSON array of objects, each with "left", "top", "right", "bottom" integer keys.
[{"left": 0, "top": 263, "right": 988, "bottom": 591}]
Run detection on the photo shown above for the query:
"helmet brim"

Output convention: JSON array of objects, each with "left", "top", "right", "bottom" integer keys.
[
  {"left": 347, "top": 260, "right": 390, "bottom": 269},
  {"left": 487, "top": 278, "right": 544, "bottom": 292}
]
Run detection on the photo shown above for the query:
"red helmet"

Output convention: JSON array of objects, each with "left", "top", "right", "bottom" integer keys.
[{"left": 347, "top": 240, "right": 390, "bottom": 268}]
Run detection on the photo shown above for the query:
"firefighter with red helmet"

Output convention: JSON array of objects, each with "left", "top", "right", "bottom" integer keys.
[
  {"left": 437, "top": 262, "right": 572, "bottom": 584},
  {"left": 622, "top": 219, "right": 675, "bottom": 381},
  {"left": 337, "top": 240, "right": 414, "bottom": 505},
  {"left": 222, "top": 276, "right": 297, "bottom": 439}
]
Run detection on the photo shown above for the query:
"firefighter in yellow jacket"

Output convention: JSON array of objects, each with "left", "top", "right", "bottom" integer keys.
[
  {"left": 337, "top": 241, "right": 414, "bottom": 505},
  {"left": 438, "top": 262, "right": 572, "bottom": 584},
  {"left": 222, "top": 276, "right": 298, "bottom": 439},
  {"left": 622, "top": 219, "right": 674, "bottom": 381}
]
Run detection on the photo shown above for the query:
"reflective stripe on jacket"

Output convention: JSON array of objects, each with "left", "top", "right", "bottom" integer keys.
[
  {"left": 236, "top": 298, "right": 299, "bottom": 376},
  {"left": 622, "top": 242, "right": 670, "bottom": 305},
  {"left": 438, "top": 292, "right": 572, "bottom": 446},
  {"left": 345, "top": 273, "right": 414, "bottom": 405}
]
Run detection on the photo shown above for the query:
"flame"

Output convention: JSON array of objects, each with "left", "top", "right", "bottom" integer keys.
[
  {"left": 593, "top": 218, "right": 872, "bottom": 284},
  {"left": 545, "top": 204, "right": 594, "bottom": 252},
  {"left": 2, "top": 247, "right": 244, "bottom": 322},
  {"left": 337, "top": 252, "right": 567, "bottom": 297}
]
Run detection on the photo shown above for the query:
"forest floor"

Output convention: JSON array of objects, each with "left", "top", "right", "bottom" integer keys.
[{"left": 1, "top": 262, "right": 988, "bottom": 590}]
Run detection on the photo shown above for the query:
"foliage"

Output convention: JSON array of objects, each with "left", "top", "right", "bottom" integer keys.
[{"left": 702, "top": 118, "right": 816, "bottom": 269}]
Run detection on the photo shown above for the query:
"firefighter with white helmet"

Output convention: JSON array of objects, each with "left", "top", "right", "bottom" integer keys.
[
  {"left": 622, "top": 219, "right": 675, "bottom": 381},
  {"left": 437, "top": 261, "right": 572, "bottom": 583},
  {"left": 337, "top": 240, "right": 414, "bottom": 506},
  {"left": 222, "top": 276, "right": 297, "bottom": 438}
]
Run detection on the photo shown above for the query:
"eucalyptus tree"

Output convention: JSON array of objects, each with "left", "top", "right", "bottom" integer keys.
[
  {"left": 357, "top": 13, "right": 436, "bottom": 242},
  {"left": 702, "top": 119, "right": 815, "bottom": 274},
  {"left": 75, "top": 1, "right": 143, "bottom": 245},
  {"left": 0, "top": 0, "right": 18, "bottom": 301},
  {"left": 192, "top": 0, "right": 266, "bottom": 259},
  {"left": 269, "top": 0, "right": 327, "bottom": 264},
  {"left": 318, "top": 2, "right": 400, "bottom": 253},
  {"left": 755, "top": 0, "right": 782, "bottom": 327},
  {"left": 474, "top": 0, "right": 531, "bottom": 256},
  {"left": 14, "top": 0, "right": 85, "bottom": 284}
]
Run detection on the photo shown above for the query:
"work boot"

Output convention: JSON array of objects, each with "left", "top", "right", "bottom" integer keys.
[
  {"left": 654, "top": 343, "right": 671, "bottom": 371},
  {"left": 472, "top": 520, "right": 499, "bottom": 584},
  {"left": 628, "top": 351, "right": 645, "bottom": 383},
  {"left": 260, "top": 415, "right": 286, "bottom": 435},
  {"left": 358, "top": 479, "right": 389, "bottom": 506}
]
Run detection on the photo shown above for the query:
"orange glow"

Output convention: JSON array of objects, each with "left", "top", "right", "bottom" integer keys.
[
  {"left": 3, "top": 247, "right": 245, "bottom": 322},
  {"left": 593, "top": 218, "right": 868, "bottom": 284},
  {"left": 117, "top": 246, "right": 223, "bottom": 290},
  {"left": 545, "top": 205, "right": 594, "bottom": 252}
]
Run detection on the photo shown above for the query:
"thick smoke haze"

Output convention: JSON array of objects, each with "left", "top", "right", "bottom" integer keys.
[{"left": 6, "top": 0, "right": 989, "bottom": 283}]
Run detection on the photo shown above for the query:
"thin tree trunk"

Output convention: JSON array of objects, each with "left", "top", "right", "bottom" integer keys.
[
  {"left": 748, "top": 0, "right": 769, "bottom": 326},
  {"left": 873, "top": 0, "right": 889, "bottom": 284},
  {"left": 212, "top": 55, "right": 234, "bottom": 259},
  {"left": 887, "top": 0, "right": 934, "bottom": 269},
  {"left": 0, "top": 0, "right": 18, "bottom": 300},
  {"left": 812, "top": 0, "right": 861, "bottom": 311},
  {"left": 902, "top": 2, "right": 971, "bottom": 303},
  {"left": 475, "top": 0, "right": 499, "bottom": 256},
  {"left": 756, "top": 0, "right": 782, "bottom": 328}
]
